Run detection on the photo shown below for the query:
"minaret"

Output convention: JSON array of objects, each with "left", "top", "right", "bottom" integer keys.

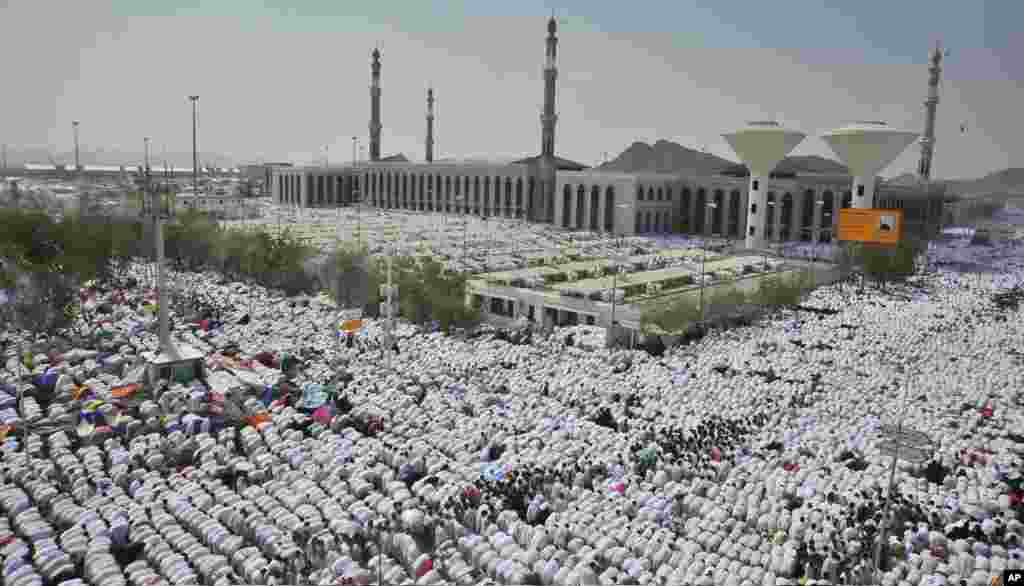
[
  {"left": 425, "top": 88, "right": 435, "bottom": 163},
  {"left": 537, "top": 15, "right": 559, "bottom": 222},
  {"left": 541, "top": 16, "right": 558, "bottom": 159},
  {"left": 917, "top": 42, "right": 943, "bottom": 182},
  {"left": 369, "top": 48, "right": 382, "bottom": 162}
]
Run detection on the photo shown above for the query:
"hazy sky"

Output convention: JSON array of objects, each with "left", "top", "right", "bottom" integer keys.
[{"left": 2, "top": 0, "right": 1021, "bottom": 179}]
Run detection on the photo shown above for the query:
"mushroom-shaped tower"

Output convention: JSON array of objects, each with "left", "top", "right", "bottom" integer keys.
[
  {"left": 821, "top": 121, "right": 919, "bottom": 209},
  {"left": 722, "top": 121, "right": 806, "bottom": 250}
]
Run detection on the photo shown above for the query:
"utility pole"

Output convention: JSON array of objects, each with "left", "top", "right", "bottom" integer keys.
[
  {"left": 141, "top": 146, "right": 176, "bottom": 359},
  {"left": 72, "top": 121, "right": 81, "bottom": 174},
  {"left": 188, "top": 96, "right": 200, "bottom": 196},
  {"left": 700, "top": 202, "right": 717, "bottom": 323},
  {"left": 380, "top": 224, "right": 400, "bottom": 368}
]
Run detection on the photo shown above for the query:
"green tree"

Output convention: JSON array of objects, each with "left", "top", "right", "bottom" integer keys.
[
  {"left": 849, "top": 238, "right": 923, "bottom": 290},
  {"left": 321, "top": 245, "right": 376, "bottom": 311},
  {"left": 641, "top": 293, "right": 702, "bottom": 334}
]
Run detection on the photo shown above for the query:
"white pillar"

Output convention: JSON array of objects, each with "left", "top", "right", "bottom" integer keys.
[
  {"left": 852, "top": 175, "right": 877, "bottom": 209},
  {"left": 812, "top": 194, "right": 825, "bottom": 245},
  {"left": 743, "top": 175, "right": 767, "bottom": 249}
]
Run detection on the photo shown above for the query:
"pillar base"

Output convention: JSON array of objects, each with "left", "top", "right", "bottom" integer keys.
[{"left": 852, "top": 175, "right": 877, "bottom": 209}]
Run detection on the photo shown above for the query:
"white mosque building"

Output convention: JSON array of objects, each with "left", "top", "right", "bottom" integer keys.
[{"left": 270, "top": 18, "right": 946, "bottom": 244}]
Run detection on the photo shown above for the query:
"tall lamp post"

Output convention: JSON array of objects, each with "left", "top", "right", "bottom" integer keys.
[
  {"left": 811, "top": 199, "right": 825, "bottom": 283},
  {"left": 188, "top": 96, "right": 200, "bottom": 197},
  {"left": 700, "top": 202, "right": 717, "bottom": 323},
  {"left": 455, "top": 194, "right": 469, "bottom": 270},
  {"left": 71, "top": 121, "right": 81, "bottom": 175},
  {"left": 606, "top": 203, "right": 632, "bottom": 347}
]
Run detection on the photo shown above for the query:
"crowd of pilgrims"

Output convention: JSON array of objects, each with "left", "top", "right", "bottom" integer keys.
[{"left": 3, "top": 250, "right": 1023, "bottom": 586}]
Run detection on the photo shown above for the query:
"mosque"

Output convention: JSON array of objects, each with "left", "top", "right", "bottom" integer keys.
[{"left": 269, "top": 18, "right": 947, "bottom": 244}]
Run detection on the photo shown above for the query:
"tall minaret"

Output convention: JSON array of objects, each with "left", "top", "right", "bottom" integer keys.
[
  {"left": 536, "top": 15, "right": 559, "bottom": 222},
  {"left": 369, "top": 47, "right": 382, "bottom": 162},
  {"left": 917, "top": 42, "right": 943, "bottom": 182},
  {"left": 541, "top": 16, "right": 558, "bottom": 159},
  {"left": 425, "top": 88, "right": 435, "bottom": 163}
]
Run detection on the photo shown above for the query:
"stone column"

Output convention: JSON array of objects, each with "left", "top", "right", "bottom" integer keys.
[
  {"left": 830, "top": 191, "right": 841, "bottom": 240},
  {"left": 812, "top": 190, "right": 825, "bottom": 245}
]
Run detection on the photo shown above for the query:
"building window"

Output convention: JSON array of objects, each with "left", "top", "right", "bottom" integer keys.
[
  {"left": 749, "top": 226, "right": 755, "bottom": 236},
  {"left": 857, "top": 184, "right": 865, "bottom": 196},
  {"left": 752, "top": 180, "right": 760, "bottom": 191},
  {"left": 750, "top": 204, "right": 757, "bottom": 214}
]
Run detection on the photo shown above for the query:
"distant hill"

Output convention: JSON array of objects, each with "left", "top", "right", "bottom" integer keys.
[
  {"left": 598, "top": 140, "right": 734, "bottom": 176},
  {"left": 598, "top": 140, "right": 849, "bottom": 177},
  {"left": 887, "top": 168, "right": 1024, "bottom": 199},
  {"left": 945, "top": 168, "right": 1024, "bottom": 196}
]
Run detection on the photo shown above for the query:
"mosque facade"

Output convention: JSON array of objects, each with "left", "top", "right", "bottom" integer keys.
[{"left": 269, "top": 18, "right": 945, "bottom": 244}]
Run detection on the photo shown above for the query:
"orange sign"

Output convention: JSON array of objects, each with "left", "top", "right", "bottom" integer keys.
[
  {"left": 837, "top": 209, "right": 903, "bottom": 245},
  {"left": 340, "top": 319, "right": 364, "bottom": 333}
]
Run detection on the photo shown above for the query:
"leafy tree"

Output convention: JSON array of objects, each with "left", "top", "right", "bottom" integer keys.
[
  {"left": 750, "top": 271, "right": 813, "bottom": 310},
  {"left": 320, "top": 245, "right": 376, "bottom": 310},
  {"left": 849, "top": 238, "right": 924, "bottom": 290},
  {"left": 641, "top": 293, "right": 702, "bottom": 335}
]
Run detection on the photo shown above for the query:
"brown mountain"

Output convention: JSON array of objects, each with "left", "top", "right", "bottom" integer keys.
[
  {"left": 945, "top": 168, "right": 1024, "bottom": 196},
  {"left": 598, "top": 140, "right": 735, "bottom": 176},
  {"left": 887, "top": 168, "right": 1024, "bottom": 199},
  {"left": 598, "top": 140, "right": 849, "bottom": 177}
]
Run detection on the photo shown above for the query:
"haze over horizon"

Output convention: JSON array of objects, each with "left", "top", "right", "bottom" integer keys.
[{"left": 1, "top": 0, "right": 1020, "bottom": 180}]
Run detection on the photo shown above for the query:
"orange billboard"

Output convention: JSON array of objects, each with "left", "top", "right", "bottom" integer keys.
[{"left": 837, "top": 209, "right": 903, "bottom": 245}]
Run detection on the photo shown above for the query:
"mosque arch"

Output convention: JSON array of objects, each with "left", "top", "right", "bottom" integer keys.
[
  {"left": 589, "top": 185, "right": 600, "bottom": 230},
  {"left": 562, "top": 184, "right": 572, "bottom": 228},
  {"left": 709, "top": 189, "right": 724, "bottom": 234},
  {"left": 728, "top": 190, "right": 742, "bottom": 237},
  {"left": 800, "top": 189, "right": 815, "bottom": 240},
  {"left": 822, "top": 191, "right": 835, "bottom": 242},
  {"left": 637, "top": 186, "right": 644, "bottom": 202},
  {"left": 576, "top": 184, "right": 586, "bottom": 229},
  {"left": 781, "top": 193, "right": 794, "bottom": 240},
  {"left": 482, "top": 176, "right": 491, "bottom": 216},
  {"left": 695, "top": 188, "right": 707, "bottom": 234},
  {"left": 515, "top": 178, "right": 524, "bottom": 218},
  {"left": 635, "top": 211, "right": 642, "bottom": 234},
  {"left": 604, "top": 186, "right": 616, "bottom": 232},
  {"left": 681, "top": 188, "right": 692, "bottom": 230},
  {"left": 473, "top": 177, "right": 481, "bottom": 214},
  {"left": 527, "top": 177, "right": 536, "bottom": 220},
  {"left": 504, "top": 177, "right": 513, "bottom": 217}
]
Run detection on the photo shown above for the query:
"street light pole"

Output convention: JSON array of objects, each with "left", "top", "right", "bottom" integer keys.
[
  {"left": 188, "top": 96, "right": 199, "bottom": 197},
  {"left": 700, "top": 202, "right": 717, "bottom": 324},
  {"left": 72, "top": 121, "right": 80, "bottom": 175},
  {"left": 606, "top": 203, "right": 632, "bottom": 347}
]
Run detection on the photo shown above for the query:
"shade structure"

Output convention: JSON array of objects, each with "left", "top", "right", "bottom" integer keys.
[
  {"left": 722, "top": 121, "right": 806, "bottom": 249},
  {"left": 821, "top": 122, "right": 919, "bottom": 209}
]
